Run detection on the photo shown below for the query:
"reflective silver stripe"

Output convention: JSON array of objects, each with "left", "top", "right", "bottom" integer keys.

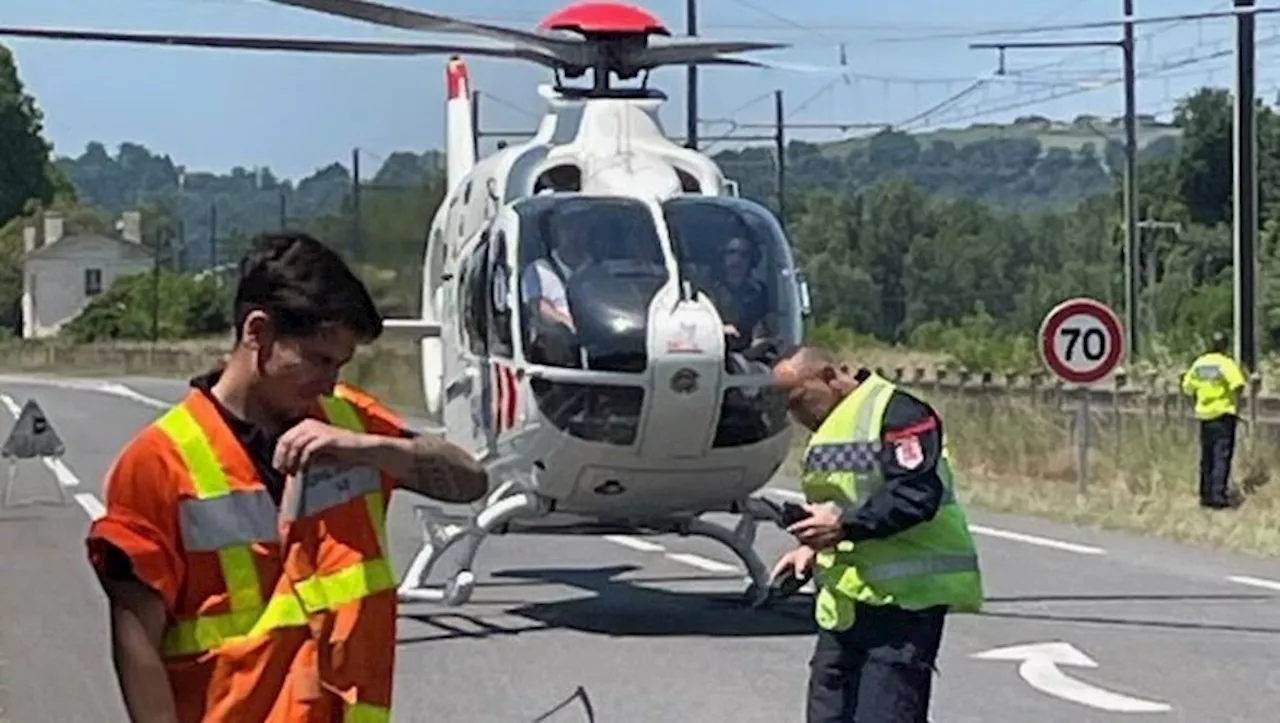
[
  {"left": 861, "top": 553, "right": 979, "bottom": 583},
  {"left": 1194, "top": 363, "right": 1223, "bottom": 379},
  {"left": 179, "top": 489, "right": 278, "bottom": 551},
  {"left": 299, "top": 466, "right": 381, "bottom": 517},
  {"left": 805, "top": 442, "right": 879, "bottom": 472}
]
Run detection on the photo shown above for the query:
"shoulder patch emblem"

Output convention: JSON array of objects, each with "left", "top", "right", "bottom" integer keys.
[{"left": 893, "top": 435, "right": 924, "bottom": 469}]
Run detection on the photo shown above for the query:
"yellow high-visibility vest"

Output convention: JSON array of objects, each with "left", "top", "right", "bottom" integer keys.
[
  {"left": 1180, "top": 352, "right": 1246, "bottom": 419},
  {"left": 800, "top": 374, "right": 983, "bottom": 631}
]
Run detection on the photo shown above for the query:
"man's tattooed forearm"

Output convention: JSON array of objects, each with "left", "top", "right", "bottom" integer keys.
[{"left": 401, "top": 436, "right": 488, "bottom": 503}]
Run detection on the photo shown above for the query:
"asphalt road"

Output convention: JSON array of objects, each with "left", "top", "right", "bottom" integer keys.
[{"left": 1, "top": 373, "right": 1278, "bottom": 722}]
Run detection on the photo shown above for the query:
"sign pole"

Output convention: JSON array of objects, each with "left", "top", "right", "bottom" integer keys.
[
  {"left": 1076, "top": 388, "right": 1090, "bottom": 495},
  {"left": 1038, "top": 297, "right": 1125, "bottom": 497}
]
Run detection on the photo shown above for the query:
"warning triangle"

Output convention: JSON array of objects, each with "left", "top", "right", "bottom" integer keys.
[{"left": 1, "top": 399, "right": 65, "bottom": 459}]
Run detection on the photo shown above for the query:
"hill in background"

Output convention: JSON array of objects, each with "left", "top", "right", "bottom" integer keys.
[
  {"left": 817, "top": 113, "right": 1181, "bottom": 162},
  {"left": 55, "top": 113, "right": 1184, "bottom": 268}
]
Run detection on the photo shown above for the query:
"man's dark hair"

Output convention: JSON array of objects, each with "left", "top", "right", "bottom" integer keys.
[{"left": 233, "top": 231, "right": 382, "bottom": 342}]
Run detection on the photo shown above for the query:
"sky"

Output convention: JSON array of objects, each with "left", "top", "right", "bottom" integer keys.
[{"left": 4, "top": 0, "right": 1277, "bottom": 180}]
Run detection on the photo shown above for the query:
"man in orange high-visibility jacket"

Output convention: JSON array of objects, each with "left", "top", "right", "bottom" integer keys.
[{"left": 87, "top": 231, "right": 490, "bottom": 722}]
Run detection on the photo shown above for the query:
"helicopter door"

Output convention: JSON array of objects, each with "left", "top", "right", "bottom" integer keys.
[{"left": 442, "top": 228, "right": 494, "bottom": 459}]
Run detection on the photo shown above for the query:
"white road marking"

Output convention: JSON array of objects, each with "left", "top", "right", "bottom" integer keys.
[
  {"left": 1227, "top": 575, "right": 1280, "bottom": 592},
  {"left": 766, "top": 487, "right": 1107, "bottom": 555},
  {"left": 0, "top": 375, "right": 171, "bottom": 410},
  {"left": 95, "top": 382, "right": 169, "bottom": 409},
  {"left": 967, "top": 525, "right": 1106, "bottom": 555},
  {"left": 603, "top": 534, "right": 665, "bottom": 553},
  {"left": 75, "top": 493, "right": 106, "bottom": 520},
  {"left": 664, "top": 552, "right": 740, "bottom": 574},
  {"left": 972, "top": 641, "right": 1171, "bottom": 713},
  {"left": 602, "top": 535, "right": 741, "bottom": 574}
]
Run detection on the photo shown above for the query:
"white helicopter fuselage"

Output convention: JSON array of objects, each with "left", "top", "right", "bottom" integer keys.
[
  {"left": 385, "top": 57, "right": 810, "bottom": 607},
  {"left": 407, "top": 63, "right": 797, "bottom": 532}
]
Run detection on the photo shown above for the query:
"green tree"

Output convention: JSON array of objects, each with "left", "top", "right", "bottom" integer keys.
[{"left": 0, "top": 44, "right": 67, "bottom": 226}]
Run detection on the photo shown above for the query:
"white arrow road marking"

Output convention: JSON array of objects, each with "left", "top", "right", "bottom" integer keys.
[{"left": 971, "top": 641, "right": 1171, "bottom": 713}]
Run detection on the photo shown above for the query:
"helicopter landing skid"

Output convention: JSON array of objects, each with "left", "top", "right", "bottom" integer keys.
[
  {"left": 396, "top": 485, "right": 551, "bottom": 606},
  {"left": 675, "top": 496, "right": 794, "bottom": 609},
  {"left": 395, "top": 488, "right": 801, "bottom": 609}
]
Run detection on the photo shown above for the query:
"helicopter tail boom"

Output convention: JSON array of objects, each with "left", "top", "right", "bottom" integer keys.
[{"left": 445, "top": 56, "right": 476, "bottom": 194}]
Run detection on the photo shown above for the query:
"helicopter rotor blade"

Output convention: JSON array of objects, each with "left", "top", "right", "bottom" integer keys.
[
  {"left": 630, "top": 39, "right": 789, "bottom": 68},
  {"left": 694, "top": 56, "right": 854, "bottom": 73},
  {"left": 267, "top": 0, "right": 574, "bottom": 52},
  {"left": 0, "top": 26, "right": 560, "bottom": 65}
]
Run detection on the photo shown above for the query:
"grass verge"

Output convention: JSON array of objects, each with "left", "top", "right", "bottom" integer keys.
[
  {"left": 921, "top": 387, "right": 1280, "bottom": 558},
  {"left": 4, "top": 340, "right": 1276, "bottom": 556}
]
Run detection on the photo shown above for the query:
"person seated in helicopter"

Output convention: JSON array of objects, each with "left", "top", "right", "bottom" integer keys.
[
  {"left": 520, "top": 220, "right": 595, "bottom": 331},
  {"left": 520, "top": 217, "right": 596, "bottom": 367},
  {"left": 707, "top": 235, "right": 772, "bottom": 352}
]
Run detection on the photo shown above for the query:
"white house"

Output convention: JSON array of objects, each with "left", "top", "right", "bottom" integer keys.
[{"left": 21, "top": 210, "right": 154, "bottom": 339}]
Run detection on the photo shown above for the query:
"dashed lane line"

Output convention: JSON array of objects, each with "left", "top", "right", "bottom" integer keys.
[
  {"left": 1227, "top": 575, "right": 1280, "bottom": 592},
  {"left": 664, "top": 552, "right": 740, "bottom": 574},
  {"left": 604, "top": 535, "right": 743, "bottom": 575},
  {"left": 74, "top": 493, "right": 106, "bottom": 520}
]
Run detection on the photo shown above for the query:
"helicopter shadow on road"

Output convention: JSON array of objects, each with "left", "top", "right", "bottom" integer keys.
[
  {"left": 397, "top": 563, "right": 817, "bottom": 644},
  {"left": 972, "top": 591, "right": 1280, "bottom": 637}
]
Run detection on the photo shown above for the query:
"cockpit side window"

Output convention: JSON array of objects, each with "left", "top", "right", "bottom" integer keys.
[
  {"left": 661, "top": 198, "right": 803, "bottom": 352},
  {"left": 460, "top": 232, "right": 490, "bottom": 357},
  {"left": 513, "top": 196, "right": 670, "bottom": 371},
  {"left": 488, "top": 230, "right": 514, "bottom": 358}
]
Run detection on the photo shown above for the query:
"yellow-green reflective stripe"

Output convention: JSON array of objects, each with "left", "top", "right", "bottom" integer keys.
[
  {"left": 321, "top": 395, "right": 365, "bottom": 432},
  {"left": 364, "top": 491, "right": 389, "bottom": 558},
  {"left": 345, "top": 701, "right": 391, "bottom": 723},
  {"left": 160, "top": 557, "right": 397, "bottom": 656},
  {"left": 157, "top": 405, "right": 231, "bottom": 497},
  {"left": 323, "top": 393, "right": 390, "bottom": 559},
  {"left": 161, "top": 584, "right": 307, "bottom": 656},
  {"left": 293, "top": 557, "right": 397, "bottom": 611},
  {"left": 157, "top": 405, "right": 264, "bottom": 612}
]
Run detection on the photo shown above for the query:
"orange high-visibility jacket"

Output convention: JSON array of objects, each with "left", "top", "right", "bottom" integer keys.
[{"left": 87, "top": 383, "right": 405, "bottom": 722}]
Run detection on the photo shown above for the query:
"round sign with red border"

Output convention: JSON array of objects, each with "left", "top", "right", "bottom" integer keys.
[{"left": 1038, "top": 297, "right": 1125, "bottom": 384}]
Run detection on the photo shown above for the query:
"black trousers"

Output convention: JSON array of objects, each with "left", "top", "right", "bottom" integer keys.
[
  {"left": 806, "top": 602, "right": 947, "bottom": 723},
  {"left": 1199, "top": 415, "right": 1237, "bottom": 507}
]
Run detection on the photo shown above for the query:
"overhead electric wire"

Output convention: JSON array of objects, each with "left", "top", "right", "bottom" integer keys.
[
  {"left": 910, "top": 35, "right": 1280, "bottom": 129},
  {"left": 895, "top": 79, "right": 989, "bottom": 129},
  {"left": 871, "top": 4, "right": 1280, "bottom": 43},
  {"left": 1012, "top": 0, "right": 1232, "bottom": 76}
]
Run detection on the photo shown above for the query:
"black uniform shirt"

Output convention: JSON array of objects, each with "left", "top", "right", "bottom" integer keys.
[{"left": 837, "top": 370, "right": 948, "bottom": 542}]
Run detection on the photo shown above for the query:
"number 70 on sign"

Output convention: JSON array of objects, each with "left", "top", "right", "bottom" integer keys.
[{"left": 1038, "top": 298, "right": 1125, "bottom": 385}]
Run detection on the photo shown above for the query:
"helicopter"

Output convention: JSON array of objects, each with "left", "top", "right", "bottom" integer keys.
[{"left": 0, "top": 0, "right": 822, "bottom": 608}]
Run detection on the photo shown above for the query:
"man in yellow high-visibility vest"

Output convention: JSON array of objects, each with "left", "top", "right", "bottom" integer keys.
[
  {"left": 768, "top": 346, "right": 982, "bottom": 723},
  {"left": 1180, "top": 331, "right": 1247, "bottom": 509}
]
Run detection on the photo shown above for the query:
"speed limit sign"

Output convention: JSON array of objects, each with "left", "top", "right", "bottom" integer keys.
[{"left": 1038, "top": 297, "right": 1125, "bottom": 384}]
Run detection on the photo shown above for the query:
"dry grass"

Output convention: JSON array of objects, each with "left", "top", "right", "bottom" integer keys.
[
  {"left": 3, "top": 339, "right": 1277, "bottom": 555},
  {"left": 918, "top": 389, "right": 1280, "bottom": 557}
]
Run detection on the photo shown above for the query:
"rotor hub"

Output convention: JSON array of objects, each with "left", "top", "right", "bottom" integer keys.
[{"left": 537, "top": 2, "right": 670, "bottom": 37}]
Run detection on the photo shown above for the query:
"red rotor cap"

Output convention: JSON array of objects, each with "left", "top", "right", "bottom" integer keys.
[{"left": 537, "top": 2, "right": 670, "bottom": 35}]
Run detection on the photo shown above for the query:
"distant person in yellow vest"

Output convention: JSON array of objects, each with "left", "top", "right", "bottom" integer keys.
[
  {"left": 768, "top": 346, "right": 983, "bottom": 723},
  {"left": 1180, "top": 331, "right": 1246, "bottom": 509}
]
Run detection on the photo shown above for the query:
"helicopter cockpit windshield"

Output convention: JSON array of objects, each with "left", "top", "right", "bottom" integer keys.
[
  {"left": 516, "top": 195, "right": 670, "bottom": 373},
  {"left": 661, "top": 196, "right": 804, "bottom": 357}
]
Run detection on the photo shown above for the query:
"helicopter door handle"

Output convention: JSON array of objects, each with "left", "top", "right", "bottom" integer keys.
[{"left": 445, "top": 375, "right": 473, "bottom": 401}]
